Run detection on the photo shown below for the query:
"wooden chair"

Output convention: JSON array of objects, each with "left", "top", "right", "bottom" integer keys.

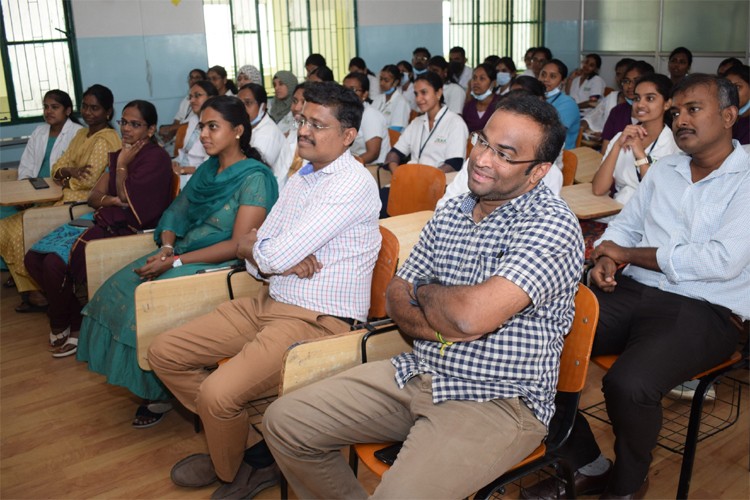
[
  {"left": 85, "top": 233, "right": 157, "bottom": 299},
  {"left": 571, "top": 146, "right": 603, "bottom": 184},
  {"left": 22, "top": 203, "right": 94, "bottom": 255},
  {"left": 173, "top": 123, "right": 189, "bottom": 157},
  {"left": 352, "top": 285, "right": 600, "bottom": 500},
  {"left": 170, "top": 170, "right": 181, "bottom": 199},
  {"left": 379, "top": 210, "right": 433, "bottom": 269},
  {"left": 561, "top": 150, "right": 578, "bottom": 187},
  {"left": 408, "top": 110, "right": 418, "bottom": 123},
  {"left": 387, "top": 164, "right": 446, "bottom": 217},
  {"left": 575, "top": 126, "right": 584, "bottom": 148},
  {"left": 585, "top": 324, "right": 748, "bottom": 500},
  {"left": 604, "top": 87, "right": 614, "bottom": 97},
  {"left": 466, "top": 136, "right": 474, "bottom": 157}
]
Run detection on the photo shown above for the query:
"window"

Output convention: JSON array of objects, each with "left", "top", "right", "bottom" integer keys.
[
  {"left": 203, "top": 0, "right": 357, "bottom": 90},
  {"left": 444, "top": 0, "right": 545, "bottom": 70},
  {"left": 0, "top": 0, "right": 80, "bottom": 124}
]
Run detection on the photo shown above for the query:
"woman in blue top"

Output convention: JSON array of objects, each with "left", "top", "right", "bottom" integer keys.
[
  {"left": 540, "top": 59, "right": 581, "bottom": 149},
  {"left": 76, "top": 96, "right": 279, "bottom": 428}
]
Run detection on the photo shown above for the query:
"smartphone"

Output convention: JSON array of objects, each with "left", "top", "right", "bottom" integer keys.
[
  {"left": 28, "top": 177, "right": 49, "bottom": 190},
  {"left": 373, "top": 442, "right": 403, "bottom": 466}
]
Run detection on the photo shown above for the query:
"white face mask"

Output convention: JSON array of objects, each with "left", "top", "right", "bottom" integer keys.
[
  {"left": 545, "top": 87, "right": 561, "bottom": 99},
  {"left": 251, "top": 103, "right": 265, "bottom": 126},
  {"left": 413, "top": 68, "right": 428, "bottom": 76},
  {"left": 401, "top": 73, "right": 410, "bottom": 86},
  {"left": 739, "top": 100, "right": 750, "bottom": 115},
  {"left": 384, "top": 86, "right": 396, "bottom": 96},
  {"left": 496, "top": 72, "right": 512, "bottom": 86},
  {"left": 471, "top": 88, "right": 493, "bottom": 101}
]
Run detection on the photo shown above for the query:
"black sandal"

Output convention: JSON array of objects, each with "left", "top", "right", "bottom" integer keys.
[{"left": 132, "top": 403, "right": 172, "bottom": 429}]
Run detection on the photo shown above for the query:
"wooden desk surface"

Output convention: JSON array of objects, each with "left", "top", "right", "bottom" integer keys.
[
  {"left": 561, "top": 183, "right": 623, "bottom": 219},
  {"left": 379, "top": 210, "right": 433, "bottom": 268},
  {"left": 0, "top": 177, "right": 63, "bottom": 206}
]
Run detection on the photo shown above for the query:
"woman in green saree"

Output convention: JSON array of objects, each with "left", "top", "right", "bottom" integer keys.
[{"left": 77, "top": 96, "right": 279, "bottom": 428}]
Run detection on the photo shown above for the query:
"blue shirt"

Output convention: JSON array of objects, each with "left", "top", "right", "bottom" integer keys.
[
  {"left": 598, "top": 141, "right": 750, "bottom": 320},
  {"left": 548, "top": 92, "right": 581, "bottom": 149},
  {"left": 392, "top": 183, "right": 584, "bottom": 426}
]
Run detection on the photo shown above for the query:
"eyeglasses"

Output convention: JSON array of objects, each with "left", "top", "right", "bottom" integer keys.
[
  {"left": 117, "top": 119, "right": 145, "bottom": 129},
  {"left": 188, "top": 92, "right": 207, "bottom": 99},
  {"left": 621, "top": 78, "right": 635, "bottom": 86},
  {"left": 470, "top": 133, "right": 541, "bottom": 167},
  {"left": 413, "top": 56, "right": 429, "bottom": 62},
  {"left": 293, "top": 117, "right": 333, "bottom": 132},
  {"left": 530, "top": 57, "right": 547, "bottom": 63}
]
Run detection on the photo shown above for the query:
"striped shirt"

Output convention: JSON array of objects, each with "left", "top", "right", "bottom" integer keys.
[
  {"left": 599, "top": 142, "right": 750, "bottom": 320},
  {"left": 392, "top": 184, "right": 584, "bottom": 426},
  {"left": 248, "top": 150, "right": 381, "bottom": 322}
]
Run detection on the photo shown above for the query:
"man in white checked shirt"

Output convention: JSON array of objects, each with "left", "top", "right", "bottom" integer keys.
[
  {"left": 263, "top": 95, "right": 584, "bottom": 499},
  {"left": 149, "top": 82, "right": 381, "bottom": 499}
]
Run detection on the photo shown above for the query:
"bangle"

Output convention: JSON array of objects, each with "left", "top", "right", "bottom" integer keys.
[
  {"left": 99, "top": 194, "right": 107, "bottom": 205},
  {"left": 435, "top": 331, "right": 454, "bottom": 356},
  {"left": 161, "top": 243, "right": 174, "bottom": 250}
]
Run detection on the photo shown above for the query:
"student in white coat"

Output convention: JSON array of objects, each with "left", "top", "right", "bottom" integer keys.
[
  {"left": 238, "top": 83, "right": 293, "bottom": 191},
  {"left": 173, "top": 80, "right": 218, "bottom": 188},
  {"left": 18, "top": 90, "right": 83, "bottom": 180},
  {"left": 428, "top": 56, "right": 465, "bottom": 115},
  {"left": 371, "top": 65, "right": 411, "bottom": 132},
  {"left": 343, "top": 73, "right": 390, "bottom": 164}
]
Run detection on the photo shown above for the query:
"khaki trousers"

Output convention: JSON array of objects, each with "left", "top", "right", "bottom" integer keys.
[
  {"left": 148, "top": 288, "right": 349, "bottom": 481},
  {"left": 263, "top": 360, "right": 547, "bottom": 499}
]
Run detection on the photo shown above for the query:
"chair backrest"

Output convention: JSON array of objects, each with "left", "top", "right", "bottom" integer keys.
[
  {"left": 408, "top": 110, "right": 418, "bottom": 123},
  {"left": 387, "top": 164, "right": 446, "bottom": 216},
  {"left": 387, "top": 129, "right": 401, "bottom": 149},
  {"left": 173, "top": 123, "right": 189, "bottom": 156},
  {"left": 575, "top": 126, "right": 584, "bottom": 148},
  {"left": 557, "top": 284, "right": 599, "bottom": 393},
  {"left": 570, "top": 147, "right": 603, "bottom": 184},
  {"left": 604, "top": 86, "right": 614, "bottom": 97},
  {"left": 561, "top": 150, "right": 578, "bottom": 187},
  {"left": 170, "top": 170, "right": 181, "bottom": 200},
  {"left": 368, "top": 226, "right": 400, "bottom": 320}
]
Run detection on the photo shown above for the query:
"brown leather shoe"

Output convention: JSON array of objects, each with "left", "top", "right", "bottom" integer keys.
[
  {"left": 171, "top": 453, "right": 218, "bottom": 488},
  {"left": 521, "top": 460, "right": 612, "bottom": 499},
  {"left": 600, "top": 477, "right": 649, "bottom": 499}
]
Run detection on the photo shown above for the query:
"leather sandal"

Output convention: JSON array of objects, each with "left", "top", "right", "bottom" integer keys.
[
  {"left": 51, "top": 337, "right": 78, "bottom": 358},
  {"left": 49, "top": 327, "right": 71, "bottom": 351}
]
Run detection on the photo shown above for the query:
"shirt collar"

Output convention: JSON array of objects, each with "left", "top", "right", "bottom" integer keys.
[
  {"left": 299, "top": 149, "right": 356, "bottom": 176},
  {"left": 672, "top": 139, "right": 749, "bottom": 183},
  {"left": 458, "top": 183, "right": 546, "bottom": 220}
]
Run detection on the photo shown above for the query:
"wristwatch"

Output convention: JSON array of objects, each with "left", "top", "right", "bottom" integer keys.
[
  {"left": 634, "top": 155, "right": 652, "bottom": 167},
  {"left": 410, "top": 276, "right": 439, "bottom": 307}
]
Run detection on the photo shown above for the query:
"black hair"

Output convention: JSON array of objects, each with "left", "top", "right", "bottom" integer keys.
[
  {"left": 498, "top": 56, "right": 517, "bottom": 74},
  {"left": 510, "top": 76, "right": 545, "bottom": 97},
  {"left": 428, "top": 55, "right": 448, "bottom": 71},
  {"left": 293, "top": 81, "right": 308, "bottom": 94},
  {"left": 305, "top": 53, "right": 327, "bottom": 68},
  {"left": 723, "top": 64, "right": 749, "bottom": 85},
  {"left": 474, "top": 62, "right": 497, "bottom": 84},
  {"left": 449, "top": 46, "right": 466, "bottom": 58},
  {"left": 412, "top": 47, "right": 431, "bottom": 58},
  {"left": 239, "top": 83, "right": 268, "bottom": 106},
  {"left": 672, "top": 73, "right": 739, "bottom": 110},
  {"left": 634, "top": 73, "right": 674, "bottom": 127},
  {"left": 309, "top": 65, "right": 334, "bottom": 82},
  {"left": 544, "top": 59, "right": 568, "bottom": 80},
  {"left": 447, "top": 61, "right": 463, "bottom": 84},
  {"left": 669, "top": 46, "right": 693, "bottom": 67},
  {"left": 122, "top": 100, "right": 159, "bottom": 143},
  {"left": 83, "top": 84, "right": 115, "bottom": 128},
  {"left": 525, "top": 47, "right": 537, "bottom": 58},
  {"left": 533, "top": 46, "right": 553, "bottom": 62},
  {"left": 584, "top": 53, "right": 602, "bottom": 80},
  {"left": 718, "top": 57, "right": 743, "bottom": 76},
  {"left": 190, "top": 68, "right": 207, "bottom": 80},
  {"left": 615, "top": 58, "right": 637, "bottom": 70},
  {"left": 43, "top": 89, "right": 80, "bottom": 125},
  {"left": 624, "top": 60, "right": 655, "bottom": 78},
  {"left": 200, "top": 95, "right": 264, "bottom": 162},
  {"left": 191, "top": 80, "right": 219, "bottom": 97},
  {"left": 415, "top": 71, "right": 445, "bottom": 105},
  {"left": 343, "top": 72, "right": 372, "bottom": 104},
  {"left": 381, "top": 64, "right": 402, "bottom": 85},
  {"left": 208, "top": 65, "right": 238, "bottom": 94},
  {"left": 349, "top": 56, "right": 375, "bottom": 77},
  {"left": 303, "top": 81, "right": 364, "bottom": 132},
  {"left": 494, "top": 94, "right": 566, "bottom": 164},
  {"left": 398, "top": 60, "right": 413, "bottom": 74},
  {"left": 484, "top": 55, "right": 501, "bottom": 68}
]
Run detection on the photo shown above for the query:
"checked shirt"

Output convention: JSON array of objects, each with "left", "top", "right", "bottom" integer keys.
[{"left": 392, "top": 183, "right": 584, "bottom": 426}]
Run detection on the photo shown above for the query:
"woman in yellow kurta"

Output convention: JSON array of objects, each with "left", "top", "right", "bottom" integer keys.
[{"left": 0, "top": 84, "right": 120, "bottom": 312}]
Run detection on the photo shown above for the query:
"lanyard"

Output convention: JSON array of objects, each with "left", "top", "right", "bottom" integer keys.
[{"left": 418, "top": 107, "right": 447, "bottom": 160}]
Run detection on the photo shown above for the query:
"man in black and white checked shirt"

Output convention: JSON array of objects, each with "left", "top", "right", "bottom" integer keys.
[{"left": 264, "top": 94, "right": 584, "bottom": 499}]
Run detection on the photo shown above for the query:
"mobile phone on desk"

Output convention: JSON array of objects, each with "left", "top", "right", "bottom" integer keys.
[
  {"left": 28, "top": 177, "right": 49, "bottom": 189},
  {"left": 373, "top": 442, "right": 403, "bottom": 466}
]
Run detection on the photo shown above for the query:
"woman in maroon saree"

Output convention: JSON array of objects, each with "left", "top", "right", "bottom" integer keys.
[{"left": 25, "top": 100, "right": 173, "bottom": 357}]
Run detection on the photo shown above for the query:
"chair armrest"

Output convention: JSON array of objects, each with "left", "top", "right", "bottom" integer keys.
[
  {"left": 135, "top": 269, "right": 265, "bottom": 370},
  {"left": 85, "top": 233, "right": 157, "bottom": 299}
]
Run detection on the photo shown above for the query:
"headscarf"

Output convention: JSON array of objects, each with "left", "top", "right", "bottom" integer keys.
[
  {"left": 269, "top": 71, "right": 298, "bottom": 124},
  {"left": 238, "top": 65, "right": 263, "bottom": 85},
  {"left": 154, "top": 156, "right": 278, "bottom": 252}
]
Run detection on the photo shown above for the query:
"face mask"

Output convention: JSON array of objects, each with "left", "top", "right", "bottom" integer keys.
[
  {"left": 470, "top": 88, "right": 493, "bottom": 101},
  {"left": 413, "top": 68, "right": 428, "bottom": 76},
  {"left": 401, "top": 73, "right": 410, "bottom": 86},
  {"left": 625, "top": 97, "right": 634, "bottom": 106},
  {"left": 739, "top": 100, "right": 750, "bottom": 115},
  {"left": 545, "top": 88, "right": 561, "bottom": 99},
  {"left": 496, "top": 72, "right": 511, "bottom": 86},
  {"left": 251, "top": 104, "right": 265, "bottom": 126},
  {"left": 384, "top": 86, "right": 396, "bottom": 96}
]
